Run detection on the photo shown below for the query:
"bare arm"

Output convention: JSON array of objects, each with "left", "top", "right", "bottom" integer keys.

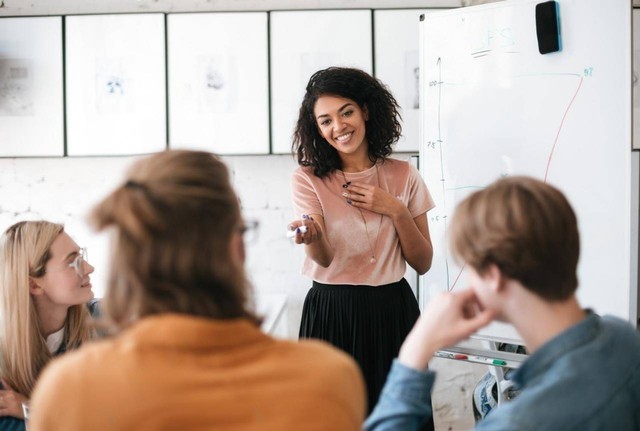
[{"left": 344, "top": 183, "right": 433, "bottom": 274}]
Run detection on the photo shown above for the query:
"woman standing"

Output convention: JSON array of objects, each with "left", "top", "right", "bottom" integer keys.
[
  {"left": 0, "top": 221, "right": 97, "bottom": 430},
  {"left": 289, "top": 67, "right": 435, "bottom": 415}
]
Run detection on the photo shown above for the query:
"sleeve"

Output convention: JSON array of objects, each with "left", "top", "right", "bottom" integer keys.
[
  {"left": 291, "top": 168, "right": 323, "bottom": 218},
  {"left": 363, "top": 360, "right": 436, "bottom": 431},
  {"left": 406, "top": 164, "right": 435, "bottom": 218}
]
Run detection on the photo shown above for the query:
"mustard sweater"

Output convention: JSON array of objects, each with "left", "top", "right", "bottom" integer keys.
[{"left": 30, "top": 314, "right": 366, "bottom": 430}]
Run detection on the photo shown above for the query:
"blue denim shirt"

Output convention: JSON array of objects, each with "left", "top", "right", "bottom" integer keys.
[{"left": 365, "top": 313, "right": 640, "bottom": 431}]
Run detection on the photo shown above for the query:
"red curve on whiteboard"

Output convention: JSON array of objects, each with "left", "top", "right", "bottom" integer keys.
[
  {"left": 544, "top": 76, "right": 584, "bottom": 183},
  {"left": 448, "top": 75, "right": 585, "bottom": 292}
]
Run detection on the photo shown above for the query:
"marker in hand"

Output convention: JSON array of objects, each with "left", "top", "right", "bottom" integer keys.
[{"left": 286, "top": 225, "right": 308, "bottom": 238}]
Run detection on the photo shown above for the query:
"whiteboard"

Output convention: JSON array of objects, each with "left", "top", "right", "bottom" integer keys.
[
  {"left": 168, "top": 12, "right": 269, "bottom": 155},
  {"left": 420, "top": 0, "right": 637, "bottom": 343}
]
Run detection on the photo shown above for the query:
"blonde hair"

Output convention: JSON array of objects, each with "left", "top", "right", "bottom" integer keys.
[
  {"left": 91, "top": 150, "right": 260, "bottom": 332},
  {"left": 0, "top": 221, "right": 93, "bottom": 397},
  {"left": 450, "top": 176, "right": 580, "bottom": 301}
]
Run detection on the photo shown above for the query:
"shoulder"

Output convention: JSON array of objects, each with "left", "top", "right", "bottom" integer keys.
[
  {"left": 380, "top": 157, "right": 411, "bottom": 172},
  {"left": 278, "top": 338, "right": 359, "bottom": 368},
  {"left": 272, "top": 338, "right": 362, "bottom": 382},
  {"left": 292, "top": 165, "right": 316, "bottom": 180},
  {"left": 292, "top": 166, "right": 318, "bottom": 187},
  {"left": 34, "top": 337, "right": 116, "bottom": 397},
  {"left": 380, "top": 158, "right": 420, "bottom": 180},
  {"left": 601, "top": 315, "right": 640, "bottom": 341}
]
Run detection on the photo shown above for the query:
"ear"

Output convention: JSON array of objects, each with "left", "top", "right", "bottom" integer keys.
[
  {"left": 483, "top": 264, "right": 506, "bottom": 294},
  {"left": 229, "top": 231, "right": 246, "bottom": 266},
  {"left": 29, "top": 277, "right": 45, "bottom": 296},
  {"left": 362, "top": 104, "right": 369, "bottom": 121}
]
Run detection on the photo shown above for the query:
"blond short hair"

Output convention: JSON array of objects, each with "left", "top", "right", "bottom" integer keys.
[{"left": 450, "top": 176, "right": 580, "bottom": 301}]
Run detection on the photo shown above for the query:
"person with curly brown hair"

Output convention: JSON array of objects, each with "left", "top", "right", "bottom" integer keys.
[{"left": 288, "top": 67, "right": 435, "bottom": 418}]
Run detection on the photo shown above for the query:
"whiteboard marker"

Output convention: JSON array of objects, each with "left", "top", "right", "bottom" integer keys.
[{"left": 286, "top": 226, "right": 308, "bottom": 238}]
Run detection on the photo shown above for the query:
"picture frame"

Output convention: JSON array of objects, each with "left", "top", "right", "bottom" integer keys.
[
  {"left": 0, "top": 17, "right": 64, "bottom": 156},
  {"left": 168, "top": 12, "right": 269, "bottom": 155},
  {"left": 270, "top": 10, "right": 373, "bottom": 154},
  {"left": 65, "top": 14, "right": 166, "bottom": 156}
]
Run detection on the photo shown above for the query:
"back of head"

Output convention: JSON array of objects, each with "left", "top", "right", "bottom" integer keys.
[
  {"left": 293, "top": 67, "right": 401, "bottom": 176},
  {"left": 0, "top": 221, "right": 64, "bottom": 396},
  {"left": 449, "top": 176, "right": 580, "bottom": 301},
  {"left": 91, "top": 150, "right": 258, "bottom": 331}
]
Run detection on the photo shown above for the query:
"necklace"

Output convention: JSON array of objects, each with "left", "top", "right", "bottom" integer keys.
[{"left": 340, "top": 164, "right": 384, "bottom": 264}]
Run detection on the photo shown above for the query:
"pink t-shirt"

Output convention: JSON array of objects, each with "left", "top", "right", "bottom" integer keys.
[{"left": 291, "top": 158, "right": 435, "bottom": 286}]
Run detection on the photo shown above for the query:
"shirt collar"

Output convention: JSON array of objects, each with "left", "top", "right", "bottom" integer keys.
[
  {"left": 513, "top": 310, "right": 599, "bottom": 388},
  {"left": 46, "top": 326, "right": 65, "bottom": 354},
  {"left": 123, "top": 314, "right": 271, "bottom": 350}
]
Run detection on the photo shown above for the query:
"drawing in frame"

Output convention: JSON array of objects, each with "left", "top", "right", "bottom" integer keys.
[
  {"left": 0, "top": 17, "right": 64, "bottom": 156},
  {"left": 65, "top": 14, "right": 166, "bottom": 156},
  {"left": 167, "top": 12, "right": 269, "bottom": 155}
]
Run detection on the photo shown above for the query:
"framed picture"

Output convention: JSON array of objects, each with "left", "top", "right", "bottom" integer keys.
[
  {"left": 633, "top": 8, "right": 639, "bottom": 150},
  {"left": 0, "top": 17, "right": 63, "bottom": 156},
  {"left": 65, "top": 14, "right": 166, "bottom": 156},
  {"left": 270, "top": 10, "right": 373, "bottom": 154},
  {"left": 168, "top": 12, "right": 269, "bottom": 155},
  {"left": 374, "top": 9, "right": 440, "bottom": 153}
]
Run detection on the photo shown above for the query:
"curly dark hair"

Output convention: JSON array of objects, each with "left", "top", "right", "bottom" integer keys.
[{"left": 292, "top": 67, "right": 402, "bottom": 177}]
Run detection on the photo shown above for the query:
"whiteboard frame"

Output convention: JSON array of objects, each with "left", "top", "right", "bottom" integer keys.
[
  {"left": 167, "top": 12, "right": 269, "bottom": 155},
  {"left": 0, "top": 17, "right": 64, "bottom": 157},
  {"left": 269, "top": 10, "right": 373, "bottom": 154},
  {"left": 65, "top": 13, "right": 167, "bottom": 156}
]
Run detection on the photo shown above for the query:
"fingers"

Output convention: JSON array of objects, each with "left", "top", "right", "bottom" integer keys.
[
  {"left": 288, "top": 215, "right": 320, "bottom": 245},
  {"left": 1, "top": 379, "right": 13, "bottom": 392},
  {"left": 342, "top": 183, "right": 371, "bottom": 208}
]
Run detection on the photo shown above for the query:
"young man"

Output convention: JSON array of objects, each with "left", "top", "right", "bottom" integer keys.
[{"left": 365, "top": 176, "right": 640, "bottom": 431}]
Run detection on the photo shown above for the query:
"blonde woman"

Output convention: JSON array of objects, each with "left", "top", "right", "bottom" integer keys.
[
  {"left": 0, "top": 221, "right": 97, "bottom": 430},
  {"left": 30, "top": 150, "right": 365, "bottom": 430}
]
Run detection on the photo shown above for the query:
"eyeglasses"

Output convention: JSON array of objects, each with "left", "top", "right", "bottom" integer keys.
[
  {"left": 45, "top": 247, "right": 88, "bottom": 278},
  {"left": 238, "top": 220, "right": 259, "bottom": 244}
]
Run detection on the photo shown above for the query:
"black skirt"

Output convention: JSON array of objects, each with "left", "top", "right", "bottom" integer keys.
[{"left": 299, "top": 278, "right": 425, "bottom": 415}]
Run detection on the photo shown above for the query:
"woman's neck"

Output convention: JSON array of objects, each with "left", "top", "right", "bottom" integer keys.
[
  {"left": 340, "top": 151, "right": 376, "bottom": 173},
  {"left": 33, "top": 298, "right": 69, "bottom": 337}
]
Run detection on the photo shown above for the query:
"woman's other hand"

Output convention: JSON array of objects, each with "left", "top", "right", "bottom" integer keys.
[{"left": 0, "top": 379, "right": 29, "bottom": 419}]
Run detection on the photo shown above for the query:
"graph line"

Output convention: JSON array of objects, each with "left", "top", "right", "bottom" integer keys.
[{"left": 544, "top": 76, "right": 584, "bottom": 182}]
